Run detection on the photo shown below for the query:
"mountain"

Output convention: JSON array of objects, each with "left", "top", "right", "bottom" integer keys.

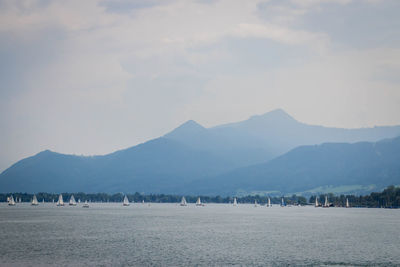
[
  {"left": 208, "top": 108, "right": 400, "bottom": 157},
  {"left": 0, "top": 138, "right": 233, "bottom": 193},
  {"left": 165, "top": 109, "right": 400, "bottom": 166},
  {"left": 164, "top": 119, "right": 276, "bottom": 167},
  {"left": 187, "top": 136, "right": 400, "bottom": 196},
  {"left": 1, "top": 109, "right": 400, "bottom": 194}
]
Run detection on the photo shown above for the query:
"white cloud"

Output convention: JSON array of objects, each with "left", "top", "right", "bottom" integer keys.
[
  {"left": 0, "top": 0, "right": 399, "bottom": 171},
  {"left": 232, "top": 23, "right": 329, "bottom": 51}
]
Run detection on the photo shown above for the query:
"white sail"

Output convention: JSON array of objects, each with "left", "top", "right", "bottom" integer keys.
[
  {"left": 31, "top": 194, "right": 39, "bottom": 206},
  {"left": 56, "top": 194, "right": 64, "bottom": 206},
  {"left": 180, "top": 196, "right": 187, "bottom": 206},
  {"left": 346, "top": 198, "right": 349, "bottom": 208},
  {"left": 233, "top": 197, "right": 237, "bottom": 206},
  {"left": 324, "top": 195, "right": 329, "bottom": 207},
  {"left": 315, "top": 197, "right": 319, "bottom": 207},
  {"left": 8, "top": 195, "right": 16, "bottom": 206},
  {"left": 196, "top": 197, "right": 202, "bottom": 206},
  {"left": 69, "top": 195, "right": 77, "bottom": 206},
  {"left": 83, "top": 200, "right": 89, "bottom": 208},
  {"left": 267, "top": 197, "right": 271, "bottom": 207},
  {"left": 123, "top": 195, "right": 129, "bottom": 206},
  {"left": 254, "top": 200, "right": 258, "bottom": 207},
  {"left": 281, "top": 197, "right": 285, "bottom": 207}
]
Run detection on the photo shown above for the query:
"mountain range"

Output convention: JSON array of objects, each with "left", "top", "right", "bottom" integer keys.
[
  {"left": 1, "top": 109, "right": 400, "bottom": 195},
  {"left": 187, "top": 136, "right": 400, "bottom": 196}
]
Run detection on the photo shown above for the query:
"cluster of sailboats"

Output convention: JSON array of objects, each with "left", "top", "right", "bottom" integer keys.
[
  {"left": 314, "top": 196, "right": 350, "bottom": 208},
  {"left": 6, "top": 194, "right": 351, "bottom": 208},
  {"left": 7, "top": 195, "right": 25, "bottom": 206},
  {"left": 179, "top": 197, "right": 213, "bottom": 207},
  {"left": 6, "top": 194, "right": 143, "bottom": 208},
  {"left": 55, "top": 194, "right": 90, "bottom": 208},
  {"left": 179, "top": 196, "right": 273, "bottom": 207},
  {"left": 6, "top": 194, "right": 90, "bottom": 208},
  {"left": 7, "top": 195, "right": 17, "bottom": 206},
  {"left": 178, "top": 196, "right": 350, "bottom": 208}
]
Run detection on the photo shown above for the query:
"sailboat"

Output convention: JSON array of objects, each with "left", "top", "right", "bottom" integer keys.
[
  {"left": 69, "top": 195, "right": 77, "bottom": 206},
  {"left": 196, "top": 197, "right": 204, "bottom": 206},
  {"left": 315, "top": 197, "right": 319, "bottom": 207},
  {"left": 56, "top": 194, "right": 64, "bottom": 206},
  {"left": 323, "top": 195, "right": 329, "bottom": 208},
  {"left": 8, "top": 195, "right": 16, "bottom": 206},
  {"left": 83, "top": 200, "right": 89, "bottom": 208},
  {"left": 346, "top": 198, "right": 350, "bottom": 208},
  {"left": 280, "top": 197, "right": 285, "bottom": 207},
  {"left": 254, "top": 200, "right": 258, "bottom": 207},
  {"left": 31, "top": 194, "right": 39, "bottom": 206},
  {"left": 123, "top": 195, "right": 130, "bottom": 206},
  {"left": 267, "top": 197, "right": 271, "bottom": 207},
  {"left": 233, "top": 197, "right": 238, "bottom": 206},
  {"left": 42, "top": 199, "right": 45, "bottom": 204},
  {"left": 180, "top": 196, "right": 187, "bottom": 206}
]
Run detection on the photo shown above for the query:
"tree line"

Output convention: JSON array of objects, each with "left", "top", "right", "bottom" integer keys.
[{"left": 1, "top": 186, "right": 399, "bottom": 208}]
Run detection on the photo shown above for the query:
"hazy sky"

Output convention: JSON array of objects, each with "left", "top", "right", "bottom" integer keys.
[{"left": 1, "top": 0, "right": 400, "bottom": 171}]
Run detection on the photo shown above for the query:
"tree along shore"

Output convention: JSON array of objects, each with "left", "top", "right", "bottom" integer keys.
[{"left": 1, "top": 186, "right": 399, "bottom": 208}]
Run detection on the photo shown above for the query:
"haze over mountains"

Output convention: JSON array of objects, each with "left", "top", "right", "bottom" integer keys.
[
  {"left": 189, "top": 136, "right": 400, "bottom": 196},
  {"left": 166, "top": 109, "right": 400, "bottom": 167},
  {"left": 1, "top": 109, "right": 400, "bottom": 195}
]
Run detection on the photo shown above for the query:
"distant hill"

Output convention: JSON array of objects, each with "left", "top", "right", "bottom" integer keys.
[
  {"left": 187, "top": 136, "right": 400, "bottom": 196},
  {"left": 0, "top": 138, "right": 233, "bottom": 193},
  {"left": 1, "top": 109, "right": 400, "bottom": 194}
]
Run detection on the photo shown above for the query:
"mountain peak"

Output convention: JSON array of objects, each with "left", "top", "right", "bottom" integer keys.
[
  {"left": 164, "top": 120, "right": 207, "bottom": 138},
  {"left": 181, "top": 119, "right": 204, "bottom": 128},
  {"left": 37, "top": 149, "right": 54, "bottom": 155},
  {"left": 265, "top": 108, "right": 289, "bottom": 116},
  {"left": 250, "top": 109, "right": 296, "bottom": 122},
  {"left": 176, "top": 120, "right": 206, "bottom": 131}
]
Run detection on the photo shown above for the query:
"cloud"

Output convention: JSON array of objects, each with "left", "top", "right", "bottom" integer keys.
[
  {"left": 99, "top": 0, "right": 170, "bottom": 14},
  {"left": 290, "top": 0, "right": 352, "bottom": 7},
  {"left": 185, "top": 47, "right": 400, "bottom": 128},
  {"left": 232, "top": 23, "right": 329, "bottom": 50},
  {"left": 0, "top": 0, "right": 399, "bottom": 171}
]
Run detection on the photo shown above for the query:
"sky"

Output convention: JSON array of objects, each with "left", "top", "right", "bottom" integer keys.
[{"left": 0, "top": 0, "right": 400, "bottom": 171}]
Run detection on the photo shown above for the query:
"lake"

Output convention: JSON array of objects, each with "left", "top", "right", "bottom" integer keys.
[{"left": 0, "top": 203, "right": 399, "bottom": 266}]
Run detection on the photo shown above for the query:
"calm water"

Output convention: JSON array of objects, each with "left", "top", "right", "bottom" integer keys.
[{"left": 0, "top": 203, "right": 399, "bottom": 266}]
